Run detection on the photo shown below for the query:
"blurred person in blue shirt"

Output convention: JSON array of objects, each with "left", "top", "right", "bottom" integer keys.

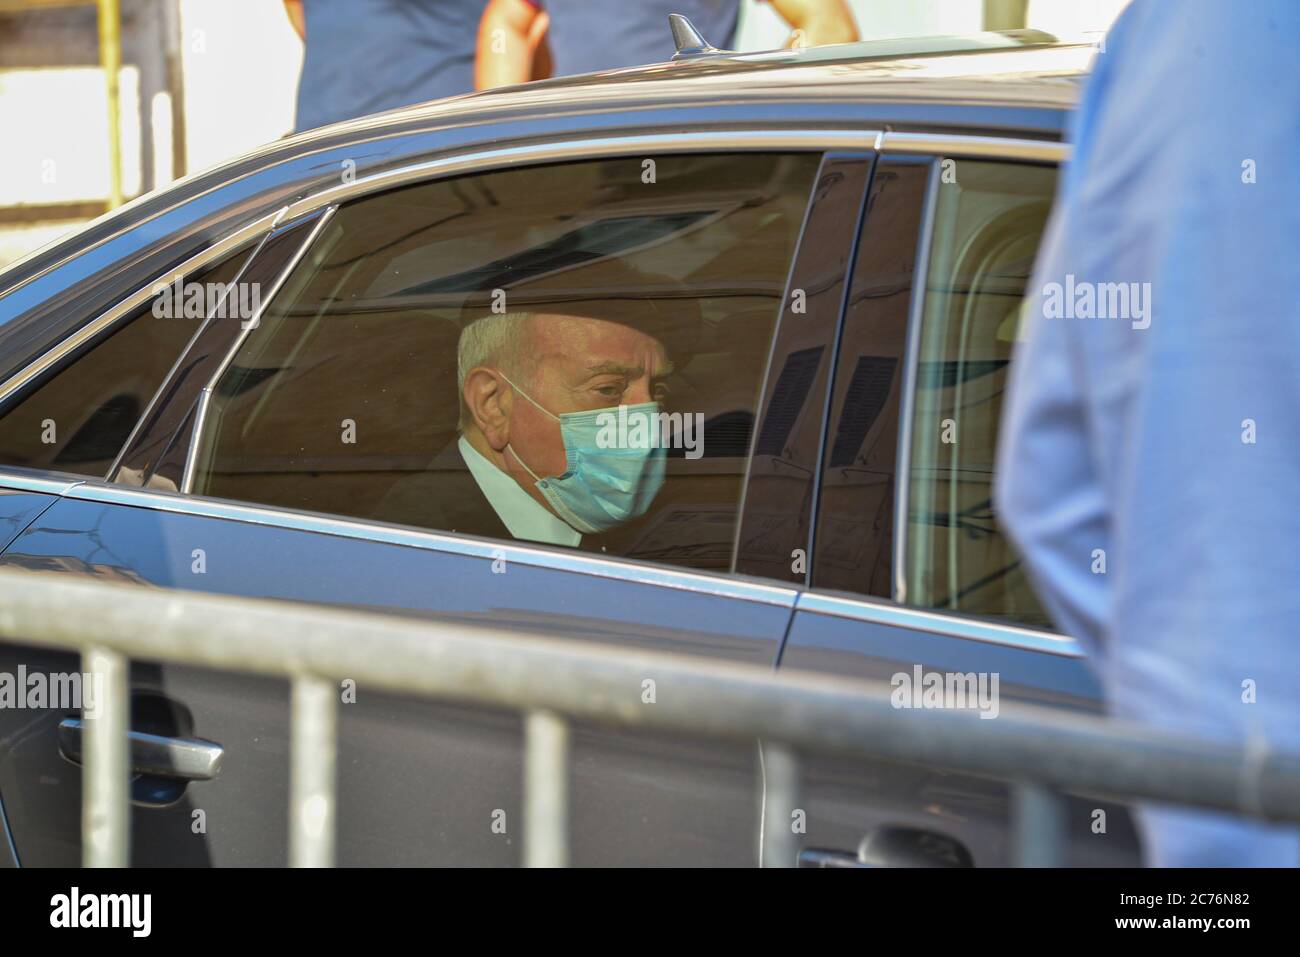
[
  {"left": 474, "top": 0, "right": 858, "bottom": 89},
  {"left": 285, "top": 0, "right": 487, "bottom": 132},
  {"left": 996, "top": 0, "right": 1300, "bottom": 866}
]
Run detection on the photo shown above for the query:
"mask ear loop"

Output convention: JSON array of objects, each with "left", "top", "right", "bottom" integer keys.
[
  {"left": 507, "top": 443, "right": 544, "bottom": 484},
  {"left": 495, "top": 369, "right": 556, "bottom": 483},
  {"left": 495, "top": 370, "right": 560, "bottom": 422}
]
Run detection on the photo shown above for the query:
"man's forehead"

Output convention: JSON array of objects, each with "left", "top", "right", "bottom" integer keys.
[{"left": 530, "top": 312, "right": 668, "bottom": 354}]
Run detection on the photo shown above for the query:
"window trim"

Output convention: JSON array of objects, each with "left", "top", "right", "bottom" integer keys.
[
  {"left": 274, "top": 129, "right": 879, "bottom": 224},
  {"left": 880, "top": 131, "right": 1068, "bottom": 164},
  {"left": 794, "top": 589, "right": 1080, "bottom": 657},
  {"left": 891, "top": 157, "right": 941, "bottom": 606},
  {"left": 0, "top": 466, "right": 82, "bottom": 497},
  {"left": 30, "top": 471, "right": 799, "bottom": 609}
]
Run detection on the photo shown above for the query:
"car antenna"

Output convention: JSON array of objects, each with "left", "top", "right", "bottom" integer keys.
[{"left": 668, "top": 13, "right": 732, "bottom": 60}]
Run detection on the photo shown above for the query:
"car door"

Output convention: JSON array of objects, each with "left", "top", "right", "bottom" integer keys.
[
  {"left": 0, "top": 138, "right": 844, "bottom": 865},
  {"left": 776, "top": 146, "right": 1142, "bottom": 866},
  {"left": 0, "top": 234, "right": 269, "bottom": 867},
  {"left": 0, "top": 476, "right": 66, "bottom": 866},
  {"left": 0, "top": 483, "right": 798, "bottom": 866}
]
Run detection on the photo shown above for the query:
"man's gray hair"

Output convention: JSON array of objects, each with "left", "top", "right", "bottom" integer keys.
[{"left": 457, "top": 311, "right": 532, "bottom": 430}]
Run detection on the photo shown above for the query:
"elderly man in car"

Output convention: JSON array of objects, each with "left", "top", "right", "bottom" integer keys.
[{"left": 375, "top": 270, "right": 696, "bottom": 548}]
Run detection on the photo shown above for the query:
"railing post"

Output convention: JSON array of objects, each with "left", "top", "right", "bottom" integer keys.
[
  {"left": 524, "top": 709, "right": 569, "bottom": 867},
  {"left": 82, "top": 645, "right": 129, "bottom": 867},
  {"left": 1014, "top": 781, "right": 1067, "bottom": 867},
  {"left": 761, "top": 741, "right": 800, "bottom": 867},
  {"left": 290, "top": 675, "right": 337, "bottom": 867}
]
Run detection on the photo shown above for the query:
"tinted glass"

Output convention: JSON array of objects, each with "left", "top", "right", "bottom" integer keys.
[
  {"left": 906, "top": 160, "right": 1056, "bottom": 629},
  {"left": 0, "top": 249, "right": 250, "bottom": 479},
  {"left": 106, "top": 215, "right": 329, "bottom": 492},
  {"left": 191, "top": 154, "right": 820, "bottom": 573},
  {"left": 811, "top": 159, "right": 927, "bottom": 599},
  {"left": 733, "top": 154, "right": 874, "bottom": 583}
]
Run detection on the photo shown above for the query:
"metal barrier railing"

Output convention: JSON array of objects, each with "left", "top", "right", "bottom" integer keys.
[{"left": 1, "top": 568, "right": 1298, "bottom": 867}]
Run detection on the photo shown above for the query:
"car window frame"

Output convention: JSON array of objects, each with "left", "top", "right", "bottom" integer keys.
[
  {"left": 0, "top": 129, "right": 1079, "bottom": 625},
  {"left": 0, "top": 127, "right": 891, "bottom": 595},
  {"left": 801, "top": 132, "right": 1077, "bottom": 654},
  {"left": 0, "top": 129, "right": 1084, "bottom": 641},
  {"left": 160, "top": 134, "right": 884, "bottom": 506},
  {"left": 0, "top": 225, "right": 277, "bottom": 484}
]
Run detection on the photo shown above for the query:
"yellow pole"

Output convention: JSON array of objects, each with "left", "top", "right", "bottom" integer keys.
[
  {"left": 983, "top": 0, "right": 1029, "bottom": 31},
  {"left": 98, "top": 0, "right": 123, "bottom": 209}
]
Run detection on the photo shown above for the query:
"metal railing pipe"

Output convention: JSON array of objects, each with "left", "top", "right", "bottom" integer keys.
[
  {"left": 81, "top": 644, "right": 128, "bottom": 867},
  {"left": 2, "top": 571, "right": 1299, "bottom": 827},
  {"left": 1015, "top": 782, "right": 1067, "bottom": 867},
  {"left": 290, "top": 675, "right": 337, "bottom": 867},
  {"left": 524, "top": 709, "right": 569, "bottom": 867},
  {"left": 761, "top": 741, "right": 800, "bottom": 868}
]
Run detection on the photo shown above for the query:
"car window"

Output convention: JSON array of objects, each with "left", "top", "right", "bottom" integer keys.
[
  {"left": 904, "top": 159, "right": 1057, "bottom": 630},
  {"left": 188, "top": 153, "right": 821, "bottom": 574},
  {"left": 810, "top": 159, "right": 927, "bottom": 599},
  {"left": 0, "top": 248, "right": 252, "bottom": 479},
  {"left": 733, "top": 154, "right": 875, "bottom": 585}
]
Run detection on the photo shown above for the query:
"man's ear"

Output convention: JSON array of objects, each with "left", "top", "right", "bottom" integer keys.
[{"left": 463, "top": 367, "right": 511, "bottom": 451}]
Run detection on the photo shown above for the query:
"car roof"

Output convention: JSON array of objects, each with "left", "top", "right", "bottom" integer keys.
[{"left": 330, "top": 32, "right": 1091, "bottom": 137}]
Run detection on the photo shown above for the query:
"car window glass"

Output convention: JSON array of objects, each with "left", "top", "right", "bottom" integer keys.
[
  {"left": 733, "top": 154, "right": 875, "bottom": 585},
  {"left": 190, "top": 153, "right": 820, "bottom": 575},
  {"left": 905, "top": 160, "right": 1056, "bottom": 629},
  {"left": 810, "top": 159, "right": 927, "bottom": 599},
  {"left": 0, "top": 248, "right": 252, "bottom": 479}
]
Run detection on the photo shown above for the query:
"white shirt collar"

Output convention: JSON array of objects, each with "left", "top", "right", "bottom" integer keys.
[{"left": 458, "top": 436, "right": 581, "bottom": 547}]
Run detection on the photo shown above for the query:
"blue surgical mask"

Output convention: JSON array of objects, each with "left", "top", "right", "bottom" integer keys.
[{"left": 497, "top": 371, "right": 666, "bottom": 534}]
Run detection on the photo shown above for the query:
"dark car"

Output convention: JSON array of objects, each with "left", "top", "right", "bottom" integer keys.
[{"left": 0, "top": 30, "right": 1139, "bottom": 866}]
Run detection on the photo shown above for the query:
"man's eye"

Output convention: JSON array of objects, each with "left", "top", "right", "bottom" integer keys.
[{"left": 594, "top": 384, "right": 623, "bottom": 398}]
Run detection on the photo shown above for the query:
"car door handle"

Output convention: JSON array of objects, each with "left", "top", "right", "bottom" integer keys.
[{"left": 57, "top": 718, "right": 224, "bottom": 781}]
